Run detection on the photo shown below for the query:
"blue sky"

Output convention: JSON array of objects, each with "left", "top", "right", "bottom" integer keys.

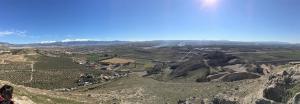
[{"left": 0, "top": 0, "right": 299, "bottom": 44}]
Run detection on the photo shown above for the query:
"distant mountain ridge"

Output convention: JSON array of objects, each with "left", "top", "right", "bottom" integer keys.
[
  {"left": 12, "top": 41, "right": 131, "bottom": 47},
  {"left": 2, "top": 40, "right": 297, "bottom": 48}
]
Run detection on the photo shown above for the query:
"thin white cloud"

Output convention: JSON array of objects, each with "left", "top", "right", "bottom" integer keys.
[
  {"left": 39, "top": 38, "right": 94, "bottom": 44},
  {"left": 61, "top": 38, "right": 93, "bottom": 42},
  {"left": 40, "top": 41, "right": 57, "bottom": 44},
  {"left": 0, "top": 31, "right": 14, "bottom": 36},
  {"left": 0, "top": 30, "right": 27, "bottom": 37}
]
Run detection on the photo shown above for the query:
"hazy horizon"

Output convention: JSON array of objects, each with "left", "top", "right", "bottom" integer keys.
[{"left": 1, "top": 39, "right": 297, "bottom": 45}]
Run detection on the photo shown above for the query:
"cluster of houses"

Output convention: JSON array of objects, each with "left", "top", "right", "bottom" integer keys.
[
  {"left": 100, "top": 71, "right": 129, "bottom": 81},
  {"left": 77, "top": 73, "right": 97, "bottom": 86},
  {"left": 77, "top": 71, "right": 130, "bottom": 86}
]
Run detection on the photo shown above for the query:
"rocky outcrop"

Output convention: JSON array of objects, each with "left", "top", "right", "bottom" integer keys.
[
  {"left": 220, "top": 72, "right": 261, "bottom": 82},
  {"left": 211, "top": 94, "right": 239, "bottom": 104},
  {"left": 146, "top": 63, "right": 167, "bottom": 75},
  {"left": 222, "top": 64, "right": 247, "bottom": 73},
  {"left": 207, "top": 72, "right": 230, "bottom": 81},
  {"left": 177, "top": 97, "right": 204, "bottom": 104},
  {"left": 196, "top": 77, "right": 211, "bottom": 82},
  {"left": 262, "top": 70, "right": 296, "bottom": 103},
  {"left": 260, "top": 64, "right": 273, "bottom": 75},
  {"left": 197, "top": 72, "right": 262, "bottom": 83},
  {"left": 204, "top": 51, "right": 240, "bottom": 67},
  {"left": 179, "top": 94, "right": 239, "bottom": 104},
  {"left": 196, "top": 72, "right": 230, "bottom": 82},
  {"left": 245, "top": 64, "right": 262, "bottom": 74},
  {"left": 263, "top": 84, "right": 286, "bottom": 102},
  {"left": 171, "top": 56, "right": 208, "bottom": 77}
]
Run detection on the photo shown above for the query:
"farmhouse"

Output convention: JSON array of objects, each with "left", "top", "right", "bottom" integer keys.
[{"left": 73, "top": 58, "right": 87, "bottom": 65}]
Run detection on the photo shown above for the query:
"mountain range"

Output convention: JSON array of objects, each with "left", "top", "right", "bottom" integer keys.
[{"left": 0, "top": 40, "right": 298, "bottom": 48}]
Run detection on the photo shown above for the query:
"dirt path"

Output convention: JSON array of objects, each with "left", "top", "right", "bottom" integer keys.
[{"left": 30, "top": 61, "right": 34, "bottom": 82}]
